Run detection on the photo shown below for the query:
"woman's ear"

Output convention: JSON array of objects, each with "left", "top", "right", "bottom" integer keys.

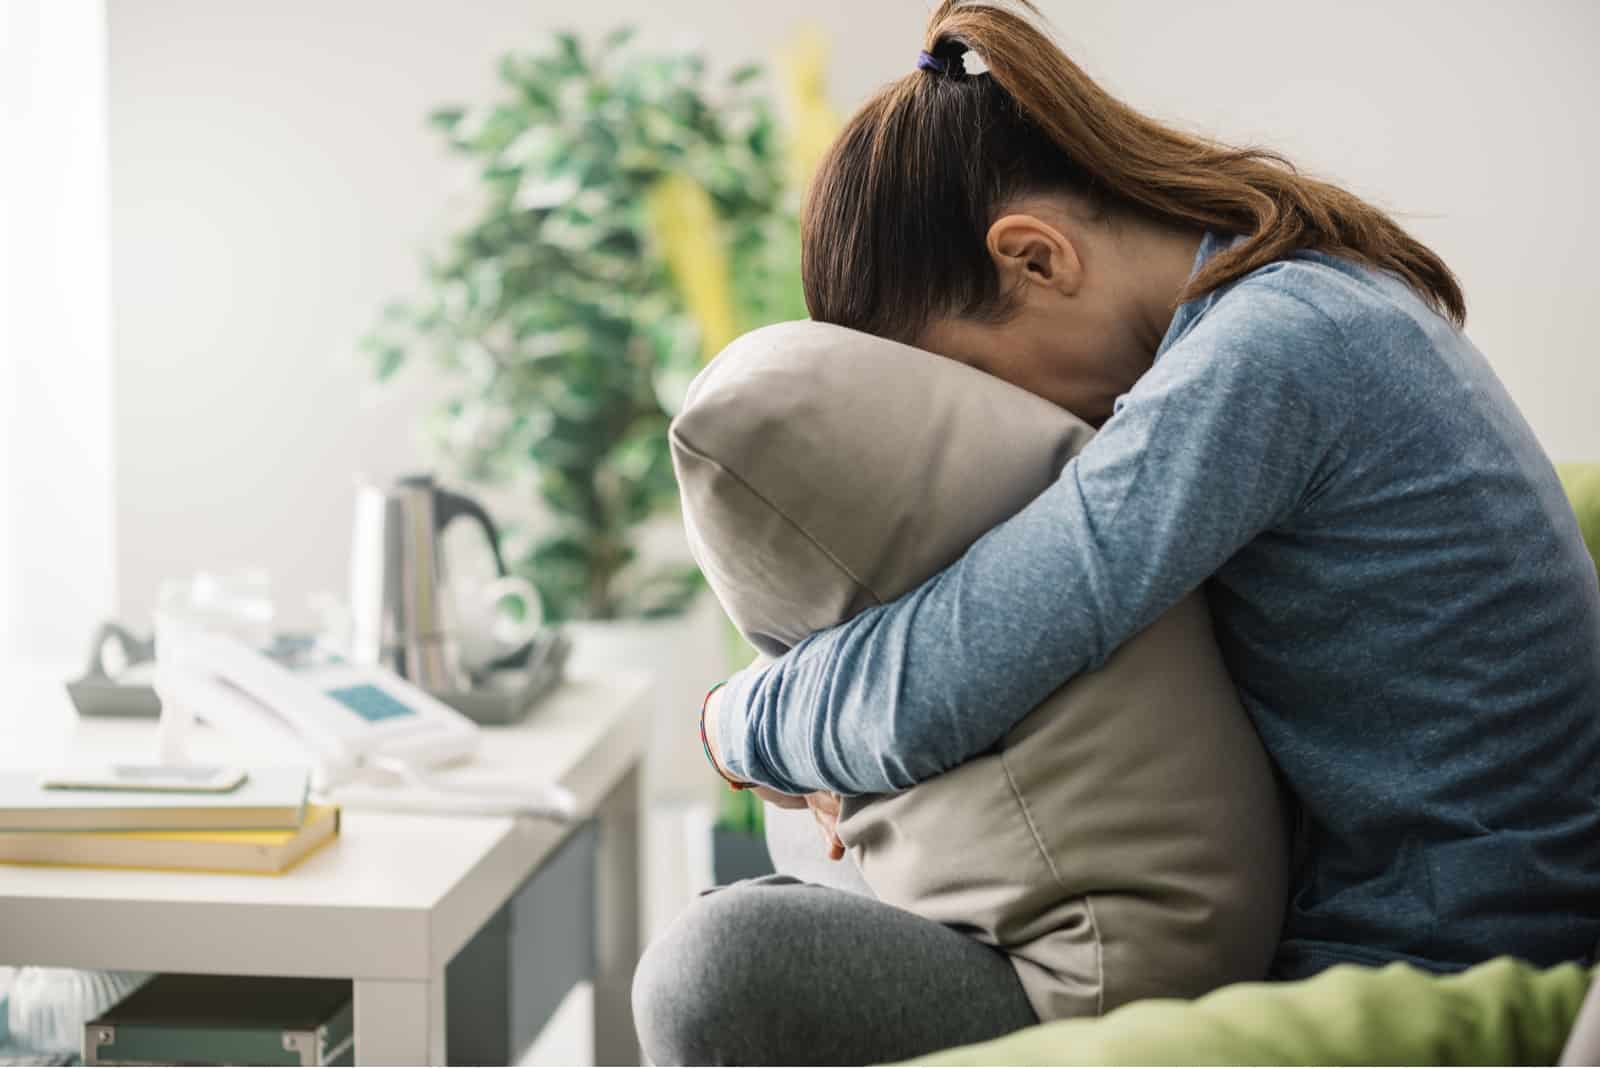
[{"left": 986, "top": 213, "right": 1083, "bottom": 298}]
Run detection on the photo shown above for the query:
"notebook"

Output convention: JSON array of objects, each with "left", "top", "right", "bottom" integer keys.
[
  {"left": 0, "top": 767, "right": 309, "bottom": 832},
  {"left": 0, "top": 805, "right": 339, "bottom": 874}
]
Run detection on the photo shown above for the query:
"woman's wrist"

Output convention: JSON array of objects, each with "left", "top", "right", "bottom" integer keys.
[{"left": 700, "top": 681, "right": 749, "bottom": 789}]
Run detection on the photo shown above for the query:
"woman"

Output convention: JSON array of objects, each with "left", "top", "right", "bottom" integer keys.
[{"left": 633, "top": 2, "right": 1600, "bottom": 1063}]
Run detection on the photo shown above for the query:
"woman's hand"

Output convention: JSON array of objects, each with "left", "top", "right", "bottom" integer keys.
[
  {"left": 747, "top": 785, "right": 806, "bottom": 808},
  {"left": 705, "top": 685, "right": 846, "bottom": 859},
  {"left": 745, "top": 786, "right": 845, "bottom": 858},
  {"left": 805, "top": 790, "right": 846, "bottom": 860}
]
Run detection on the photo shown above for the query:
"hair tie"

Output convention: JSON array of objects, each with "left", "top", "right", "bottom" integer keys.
[{"left": 916, "top": 50, "right": 948, "bottom": 74}]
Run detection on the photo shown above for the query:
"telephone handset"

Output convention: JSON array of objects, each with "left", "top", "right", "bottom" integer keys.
[{"left": 154, "top": 623, "right": 573, "bottom": 819}]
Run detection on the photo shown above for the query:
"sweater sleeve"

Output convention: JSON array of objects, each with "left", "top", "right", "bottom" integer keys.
[{"left": 717, "top": 280, "right": 1354, "bottom": 796}]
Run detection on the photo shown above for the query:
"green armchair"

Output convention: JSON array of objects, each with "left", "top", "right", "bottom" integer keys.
[
  {"left": 909, "top": 957, "right": 1593, "bottom": 1066},
  {"left": 1559, "top": 464, "right": 1600, "bottom": 574},
  {"left": 909, "top": 463, "right": 1600, "bottom": 1066}
]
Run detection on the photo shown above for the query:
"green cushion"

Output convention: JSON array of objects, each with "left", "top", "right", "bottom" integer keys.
[
  {"left": 1559, "top": 463, "right": 1600, "bottom": 574},
  {"left": 903, "top": 957, "right": 1591, "bottom": 1066}
]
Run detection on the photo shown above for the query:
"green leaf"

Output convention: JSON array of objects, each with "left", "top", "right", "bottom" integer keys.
[
  {"left": 427, "top": 106, "right": 465, "bottom": 131},
  {"left": 602, "top": 26, "right": 636, "bottom": 53},
  {"left": 555, "top": 31, "right": 584, "bottom": 72},
  {"left": 620, "top": 565, "right": 705, "bottom": 619},
  {"left": 532, "top": 533, "right": 592, "bottom": 567},
  {"left": 375, "top": 345, "right": 406, "bottom": 382},
  {"left": 716, "top": 786, "right": 760, "bottom": 832},
  {"left": 362, "top": 24, "right": 809, "bottom": 620}
]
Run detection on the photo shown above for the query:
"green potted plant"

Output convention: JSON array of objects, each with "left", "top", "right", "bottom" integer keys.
[
  {"left": 365, "top": 27, "right": 837, "bottom": 881},
  {"left": 361, "top": 27, "right": 807, "bottom": 636}
]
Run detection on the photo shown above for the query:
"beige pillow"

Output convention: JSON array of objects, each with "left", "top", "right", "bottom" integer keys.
[{"left": 670, "top": 320, "right": 1288, "bottom": 1021}]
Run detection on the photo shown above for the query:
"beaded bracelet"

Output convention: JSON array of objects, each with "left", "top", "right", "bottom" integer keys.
[{"left": 699, "top": 680, "right": 748, "bottom": 791}]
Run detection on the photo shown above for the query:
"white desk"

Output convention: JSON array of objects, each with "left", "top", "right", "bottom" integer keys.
[{"left": 0, "top": 665, "right": 649, "bottom": 1066}]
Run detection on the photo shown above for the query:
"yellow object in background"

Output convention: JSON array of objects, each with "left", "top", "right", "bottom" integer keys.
[
  {"left": 646, "top": 173, "right": 740, "bottom": 365},
  {"left": 647, "top": 30, "right": 839, "bottom": 366},
  {"left": 778, "top": 28, "right": 841, "bottom": 195}
]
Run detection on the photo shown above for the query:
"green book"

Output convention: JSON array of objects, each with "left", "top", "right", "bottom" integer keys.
[{"left": 0, "top": 767, "right": 309, "bottom": 832}]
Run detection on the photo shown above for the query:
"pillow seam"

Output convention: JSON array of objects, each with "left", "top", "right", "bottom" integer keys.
[
  {"left": 1000, "top": 748, "right": 1105, "bottom": 1012},
  {"left": 670, "top": 427, "right": 886, "bottom": 606}
]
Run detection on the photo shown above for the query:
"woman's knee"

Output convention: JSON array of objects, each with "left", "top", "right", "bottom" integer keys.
[
  {"left": 632, "top": 881, "right": 796, "bottom": 1065},
  {"left": 633, "top": 875, "right": 1038, "bottom": 1065}
]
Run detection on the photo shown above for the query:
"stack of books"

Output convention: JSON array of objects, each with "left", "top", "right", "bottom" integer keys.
[{"left": 0, "top": 767, "right": 338, "bottom": 875}]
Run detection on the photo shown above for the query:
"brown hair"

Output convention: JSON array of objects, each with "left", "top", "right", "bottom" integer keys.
[{"left": 801, "top": 0, "right": 1465, "bottom": 343}]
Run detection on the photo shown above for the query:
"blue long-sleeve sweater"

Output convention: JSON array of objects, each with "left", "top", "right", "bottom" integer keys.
[{"left": 717, "top": 231, "right": 1600, "bottom": 978}]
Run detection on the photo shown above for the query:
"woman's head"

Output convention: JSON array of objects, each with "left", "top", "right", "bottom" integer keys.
[{"left": 801, "top": 1, "right": 1465, "bottom": 423}]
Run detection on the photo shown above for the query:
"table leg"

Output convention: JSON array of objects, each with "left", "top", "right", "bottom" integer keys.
[
  {"left": 593, "top": 762, "right": 642, "bottom": 1066},
  {"left": 354, "top": 974, "right": 446, "bottom": 1066}
]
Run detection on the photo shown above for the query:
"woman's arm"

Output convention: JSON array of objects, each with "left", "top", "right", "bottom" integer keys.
[{"left": 715, "top": 280, "right": 1354, "bottom": 797}]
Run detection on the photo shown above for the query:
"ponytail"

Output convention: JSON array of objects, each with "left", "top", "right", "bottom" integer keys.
[{"left": 802, "top": 0, "right": 1465, "bottom": 342}]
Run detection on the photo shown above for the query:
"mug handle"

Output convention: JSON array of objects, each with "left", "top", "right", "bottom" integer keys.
[
  {"left": 479, "top": 575, "right": 543, "bottom": 647},
  {"left": 434, "top": 487, "right": 511, "bottom": 576}
]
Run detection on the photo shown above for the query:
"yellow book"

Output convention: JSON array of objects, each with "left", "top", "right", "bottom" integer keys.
[{"left": 0, "top": 805, "right": 340, "bottom": 875}]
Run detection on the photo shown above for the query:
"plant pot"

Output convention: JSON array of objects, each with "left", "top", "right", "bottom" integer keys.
[{"left": 711, "top": 825, "right": 775, "bottom": 886}]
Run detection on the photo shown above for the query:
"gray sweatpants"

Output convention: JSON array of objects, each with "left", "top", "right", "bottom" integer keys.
[{"left": 630, "top": 807, "right": 1038, "bottom": 1065}]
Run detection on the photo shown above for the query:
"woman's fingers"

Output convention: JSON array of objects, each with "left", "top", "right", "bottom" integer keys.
[
  {"left": 748, "top": 784, "right": 808, "bottom": 809},
  {"left": 806, "top": 791, "right": 846, "bottom": 860}
]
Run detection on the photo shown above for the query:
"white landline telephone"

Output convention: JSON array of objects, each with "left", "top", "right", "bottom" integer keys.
[{"left": 153, "top": 622, "right": 574, "bottom": 819}]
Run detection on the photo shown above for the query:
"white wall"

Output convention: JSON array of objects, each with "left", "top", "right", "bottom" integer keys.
[
  {"left": 106, "top": 0, "right": 927, "bottom": 626},
  {"left": 108, "top": 0, "right": 1600, "bottom": 625},
  {"left": 1053, "top": 0, "right": 1600, "bottom": 463},
  {"left": 4, "top": 0, "right": 116, "bottom": 661}
]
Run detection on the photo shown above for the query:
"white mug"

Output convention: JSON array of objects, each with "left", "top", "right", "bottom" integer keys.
[{"left": 453, "top": 575, "right": 543, "bottom": 676}]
